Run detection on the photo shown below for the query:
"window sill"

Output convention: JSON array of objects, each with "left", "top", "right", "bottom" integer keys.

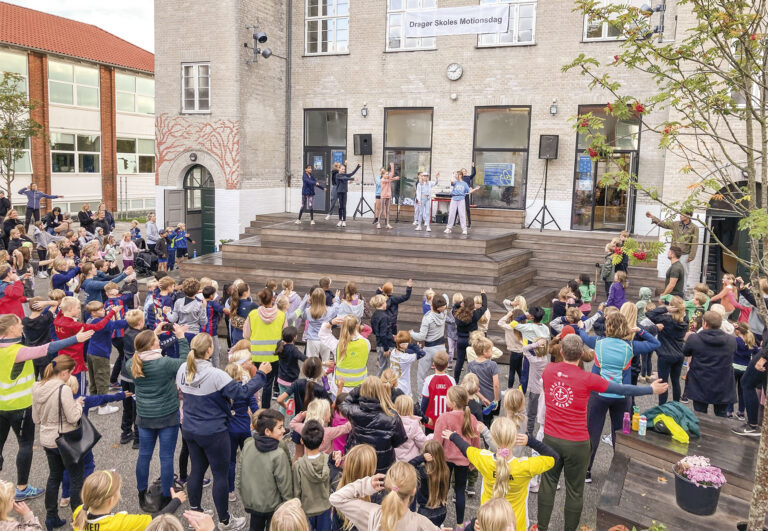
[
  {"left": 49, "top": 103, "right": 100, "bottom": 112},
  {"left": 116, "top": 110, "right": 155, "bottom": 118},
  {"left": 581, "top": 38, "right": 625, "bottom": 43},
  {"left": 51, "top": 172, "right": 101, "bottom": 175},
  {"left": 476, "top": 42, "right": 536, "bottom": 49},
  {"left": 384, "top": 48, "right": 437, "bottom": 53},
  {"left": 180, "top": 110, "right": 211, "bottom": 115},
  {"left": 302, "top": 52, "right": 351, "bottom": 57}
]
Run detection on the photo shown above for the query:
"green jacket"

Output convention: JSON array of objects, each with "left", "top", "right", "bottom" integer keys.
[
  {"left": 642, "top": 401, "right": 701, "bottom": 438},
  {"left": 238, "top": 435, "right": 293, "bottom": 513},
  {"left": 293, "top": 452, "right": 331, "bottom": 516},
  {"left": 126, "top": 339, "right": 188, "bottom": 420}
]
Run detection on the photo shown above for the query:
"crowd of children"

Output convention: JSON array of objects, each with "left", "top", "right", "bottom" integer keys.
[{"left": 1, "top": 208, "right": 767, "bottom": 531}]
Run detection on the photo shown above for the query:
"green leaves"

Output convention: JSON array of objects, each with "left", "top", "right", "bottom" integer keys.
[{"left": 0, "top": 72, "right": 44, "bottom": 192}]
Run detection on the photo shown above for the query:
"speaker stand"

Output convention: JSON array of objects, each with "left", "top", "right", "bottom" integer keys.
[
  {"left": 527, "top": 158, "right": 561, "bottom": 232},
  {"left": 352, "top": 154, "right": 374, "bottom": 220}
]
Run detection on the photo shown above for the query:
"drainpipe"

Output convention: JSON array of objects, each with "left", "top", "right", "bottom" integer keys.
[{"left": 284, "top": 0, "right": 293, "bottom": 213}]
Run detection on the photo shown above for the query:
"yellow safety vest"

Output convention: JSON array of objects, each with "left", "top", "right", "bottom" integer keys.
[
  {"left": 0, "top": 343, "right": 34, "bottom": 411},
  {"left": 248, "top": 310, "right": 285, "bottom": 363},
  {"left": 335, "top": 338, "right": 369, "bottom": 387}
]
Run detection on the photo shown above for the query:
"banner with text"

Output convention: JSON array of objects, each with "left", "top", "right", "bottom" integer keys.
[{"left": 404, "top": 5, "right": 509, "bottom": 38}]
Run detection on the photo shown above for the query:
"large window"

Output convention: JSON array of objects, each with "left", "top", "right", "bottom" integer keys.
[
  {"left": 116, "top": 73, "right": 155, "bottom": 114},
  {"left": 306, "top": 0, "right": 349, "bottom": 55},
  {"left": 472, "top": 107, "right": 530, "bottom": 209},
  {"left": 384, "top": 108, "right": 433, "bottom": 203},
  {"left": 51, "top": 133, "right": 100, "bottom": 173},
  {"left": 0, "top": 49, "right": 28, "bottom": 94},
  {"left": 478, "top": 0, "right": 536, "bottom": 47},
  {"left": 117, "top": 138, "right": 156, "bottom": 174},
  {"left": 182, "top": 63, "right": 210, "bottom": 113},
  {"left": 0, "top": 138, "right": 31, "bottom": 175},
  {"left": 387, "top": 0, "right": 437, "bottom": 51},
  {"left": 583, "top": 0, "right": 640, "bottom": 41},
  {"left": 48, "top": 61, "right": 99, "bottom": 108}
]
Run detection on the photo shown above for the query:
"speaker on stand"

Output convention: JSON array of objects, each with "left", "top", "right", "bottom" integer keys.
[
  {"left": 352, "top": 134, "right": 374, "bottom": 220},
  {"left": 527, "top": 135, "right": 561, "bottom": 232}
]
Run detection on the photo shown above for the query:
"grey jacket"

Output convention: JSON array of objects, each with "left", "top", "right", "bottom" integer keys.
[
  {"left": 168, "top": 297, "right": 208, "bottom": 334},
  {"left": 145, "top": 221, "right": 160, "bottom": 244},
  {"left": 410, "top": 310, "right": 446, "bottom": 343}
]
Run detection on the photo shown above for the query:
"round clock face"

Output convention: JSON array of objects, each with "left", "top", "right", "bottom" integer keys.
[{"left": 446, "top": 63, "right": 463, "bottom": 81}]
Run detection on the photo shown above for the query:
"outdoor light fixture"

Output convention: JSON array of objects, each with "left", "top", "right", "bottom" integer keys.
[
  {"left": 639, "top": 1, "right": 666, "bottom": 42},
  {"left": 189, "top": 153, "right": 197, "bottom": 162},
  {"left": 640, "top": 3, "right": 665, "bottom": 16},
  {"left": 246, "top": 25, "right": 272, "bottom": 62},
  {"left": 361, "top": 104, "right": 368, "bottom": 118},
  {"left": 549, "top": 99, "right": 558, "bottom": 116}
]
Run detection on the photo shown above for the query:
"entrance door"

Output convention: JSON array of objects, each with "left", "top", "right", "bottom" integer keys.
[
  {"left": 183, "top": 165, "right": 215, "bottom": 256},
  {"left": 572, "top": 152, "right": 636, "bottom": 231},
  {"left": 305, "top": 150, "right": 329, "bottom": 212}
]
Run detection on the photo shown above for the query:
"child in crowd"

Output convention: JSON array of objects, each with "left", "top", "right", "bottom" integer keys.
[
  {"left": 130, "top": 219, "right": 142, "bottom": 242},
  {"left": 21, "top": 297, "right": 58, "bottom": 379},
  {"left": 578, "top": 274, "right": 596, "bottom": 313},
  {"left": 119, "top": 232, "right": 140, "bottom": 269},
  {"left": 278, "top": 279, "right": 303, "bottom": 328},
  {"left": 636, "top": 287, "right": 653, "bottom": 321},
  {"left": 408, "top": 440, "right": 449, "bottom": 526},
  {"left": 467, "top": 335, "right": 500, "bottom": 426},
  {"left": 275, "top": 327, "right": 306, "bottom": 417},
  {"left": 300, "top": 288, "right": 340, "bottom": 362},
  {"left": 167, "top": 278, "right": 207, "bottom": 343},
  {"left": 85, "top": 301, "right": 128, "bottom": 411},
  {"left": 393, "top": 395, "right": 426, "bottom": 462},
  {"left": 445, "top": 293, "right": 461, "bottom": 367},
  {"left": 420, "top": 351, "right": 455, "bottom": 433},
  {"left": 293, "top": 421, "right": 332, "bottom": 531},
  {"left": 290, "top": 398, "right": 352, "bottom": 459},
  {"left": 422, "top": 288, "right": 435, "bottom": 315},
  {"left": 201, "top": 285, "right": 224, "bottom": 368},
  {"left": 331, "top": 394, "right": 350, "bottom": 456},
  {"left": 119, "top": 309, "right": 145, "bottom": 447},
  {"left": 606, "top": 270, "right": 628, "bottom": 308},
  {"left": 498, "top": 309, "right": 525, "bottom": 390},
  {"left": 276, "top": 357, "right": 330, "bottom": 443},
  {"left": 388, "top": 331, "right": 424, "bottom": 396},
  {"left": 155, "top": 228, "right": 169, "bottom": 272},
  {"left": 370, "top": 294, "right": 393, "bottom": 376},
  {"left": 731, "top": 322, "right": 757, "bottom": 420},
  {"left": 414, "top": 172, "right": 439, "bottom": 232},
  {"left": 521, "top": 338, "right": 550, "bottom": 435},
  {"left": 0, "top": 479, "right": 40, "bottom": 530}
]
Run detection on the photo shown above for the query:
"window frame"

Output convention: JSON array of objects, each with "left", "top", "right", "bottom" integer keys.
[
  {"left": 382, "top": 107, "right": 434, "bottom": 204},
  {"left": 116, "top": 72, "right": 155, "bottom": 115},
  {"left": 117, "top": 137, "right": 156, "bottom": 174},
  {"left": 50, "top": 132, "right": 101, "bottom": 174},
  {"left": 303, "top": 108, "right": 349, "bottom": 149},
  {"left": 0, "top": 48, "right": 29, "bottom": 95},
  {"left": 581, "top": 0, "right": 636, "bottom": 42},
  {"left": 0, "top": 138, "right": 32, "bottom": 175},
  {"left": 180, "top": 62, "right": 211, "bottom": 114},
  {"left": 476, "top": 0, "right": 537, "bottom": 48},
  {"left": 305, "top": 0, "right": 351, "bottom": 56},
  {"left": 386, "top": 0, "right": 438, "bottom": 52},
  {"left": 471, "top": 105, "right": 531, "bottom": 210},
  {"left": 47, "top": 60, "right": 100, "bottom": 109}
]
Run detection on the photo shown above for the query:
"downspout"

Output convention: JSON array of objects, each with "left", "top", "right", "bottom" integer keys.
[{"left": 284, "top": 0, "right": 292, "bottom": 212}]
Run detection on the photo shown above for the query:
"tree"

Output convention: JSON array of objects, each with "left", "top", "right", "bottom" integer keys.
[
  {"left": 0, "top": 71, "right": 43, "bottom": 205},
  {"left": 564, "top": 1, "right": 768, "bottom": 528}
]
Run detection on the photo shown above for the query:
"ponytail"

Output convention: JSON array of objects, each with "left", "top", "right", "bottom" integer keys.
[
  {"left": 131, "top": 330, "right": 157, "bottom": 379},
  {"left": 186, "top": 333, "right": 213, "bottom": 382},
  {"left": 447, "top": 386, "right": 476, "bottom": 439},
  {"left": 337, "top": 316, "right": 359, "bottom": 363},
  {"left": 76, "top": 262, "right": 94, "bottom": 294},
  {"left": 380, "top": 462, "right": 417, "bottom": 531},
  {"left": 230, "top": 283, "right": 249, "bottom": 319},
  {"left": 302, "top": 357, "right": 323, "bottom": 410},
  {"left": 489, "top": 417, "right": 517, "bottom": 500},
  {"left": 75, "top": 471, "right": 122, "bottom": 530},
  {"left": 42, "top": 355, "right": 75, "bottom": 382}
]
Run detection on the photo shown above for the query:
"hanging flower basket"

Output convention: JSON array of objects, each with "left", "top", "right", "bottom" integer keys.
[{"left": 673, "top": 455, "right": 726, "bottom": 516}]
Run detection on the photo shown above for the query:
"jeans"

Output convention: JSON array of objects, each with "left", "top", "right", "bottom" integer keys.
[
  {"left": 657, "top": 356, "right": 683, "bottom": 404},
  {"left": 120, "top": 381, "right": 137, "bottom": 440},
  {"left": 520, "top": 357, "right": 530, "bottom": 394},
  {"left": 728, "top": 368, "right": 745, "bottom": 414},
  {"left": 228, "top": 431, "right": 249, "bottom": 492},
  {"left": 337, "top": 192, "right": 348, "bottom": 221},
  {"left": 586, "top": 392, "right": 629, "bottom": 471},
  {"left": 453, "top": 336, "right": 469, "bottom": 381},
  {"left": 447, "top": 462, "right": 468, "bottom": 523},
  {"left": 0, "top": 407, "right": 35, "bottom": 485},
  {"left": 308, "top": 509, "right": 332, "bottom": 531},
  {"left": 693, "top": 401, "right": 728, "bottom": 417},
  {"left": 507, "top": 352, "right": 523, "bottom": 389},
  {"left": 416, "top": 198, "right": 431, "bottom": 228},
  {"left": 185, "top": 430, "right": 232, "bottom": 525},
  {"left": 447, "top": 200, "right": 467, "bottom": 231},
  {"left": 24, "top": 208, "right": 40, "bottom": 231},
  {"left": 261, "top": 360, "right": 279, "bottom": 409},
  {"left": 417, "top": 346, "right": 442, "bottom": 398},
  {"left": 249, "top": 510, "right": 274, "bottom": 531},
  {"left": 167, "top": 250, "right": 176, "bottom": 271},
  {"left": 44, "top": 447, "right": 84, "bottom": 519},
  {"left": 299, "top": 195, "right": 315, "bottom": 220},
  {"left": 641, "top": 352, "right": 653, "bottom": 378},
  {"left": 136, "top": 424, "right": 179, "bottom": 496},
  {"left": 327, "top": 186, "right": 338, "bottom": 215},
  {"left": 376, "top": 346, "right": 390, "bottom": 376},
  {"left": 742, "top": 354, "right": 767, "bottom": 425},
  {"left": 537, "top": 435, "right": 591, "bottom": 531}
]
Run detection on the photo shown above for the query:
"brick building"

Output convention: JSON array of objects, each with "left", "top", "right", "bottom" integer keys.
[{"left": 0, "top": 2, "right": 155, "bottom": 216}]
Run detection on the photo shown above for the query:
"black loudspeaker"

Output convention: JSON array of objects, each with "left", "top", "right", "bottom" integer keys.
[
  {"left": 538, "top": 135, "right": 559, "bottom": 160},
  {"left": 353, "top": 134, "right": 372, "bottom": 155}
]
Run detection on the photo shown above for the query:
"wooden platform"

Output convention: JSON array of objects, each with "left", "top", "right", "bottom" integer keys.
[{"left": 597, "top": 412, "right": 762, "bottom": 530}]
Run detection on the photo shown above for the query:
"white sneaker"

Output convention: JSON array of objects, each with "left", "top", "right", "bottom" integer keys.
[
  {"left": 412, "top": 221, "right": 418, "bottom": 225},
  {"left": 325, "top": 214, "right": 331, "bottom": 220},
  {"left": 98, "top": 405, "right": 119, "bottom": 415},
  {"left": 294, "top": 219, "right": 301, "bottom": 224},
  {"left": 376, "top": 223, "right": 381, "bottom": 229},
  {"left": 444, "top": 228, "right": 451, "bottom": 233},
  {"left": 220, "top": 516, "right": 247, "bottom": 531},
  {"left": 228, "top": 491, "right": 237, "bottom": 502},
  {"left": 310, "top": 220, "right": 315, "bottom": 225},
  {"left": 341, "top": 221, "right": 346, "bottom": 227},
  {"left": 386, "top": 224, "right": 393, "bottom": 229},
  {"left": 462, "top": 230, "right": 468, "bottom": 235},
  {"left": 37, "top": 271, "right": 48, "bottom": 279},
  {"left": 337, "top": 221, "right": 342, "bottom": 227},
  {"left": 601, "top": 434, "right": 613, "bottom": 447},
  {"left": 415, "top": 226, "right": 422, "bottom": 231},
  {"left": 426, "top": 227, "right": 431, "bottom": 232}
]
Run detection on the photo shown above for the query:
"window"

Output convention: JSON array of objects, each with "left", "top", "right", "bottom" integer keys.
[
  {"left": 181, "top": 63, "right": 210, "bottom": 113},
  {"left": 384, "top": 108, "right": 433, "bottom": 203},
  {"left": 0, "top": 49, "right": 28, "bottom": 94},
  {"left": 117, "top": 138, "right": 156, "bottom": 174},
  {"left": 116, "top": 73, "right": 155, "bottom": 114},
  {"left": 306, "top": 0, "right": 349, "bottom": 55},
  {"left": 51, "top": 133, "right": 100, "bottom": 173},
  {"left": 0, "top": 138, "right": 31, "bottom": 175},
  {"left": 305, "top": 110, "right": 347, "bottom": 147},
  {"left": 478, "top": 0, "right": 536, "bottom": 46},
  {"left": 582, "top": 0, "right": 643, "bottom": 41},
  {"left": 48, "top": 61, "right": 99, "bottom": 108},
  {"left": 472, "top": 107, "right": 530, "bottom": 209},
  {"left": 387, "top": 0, "right": 437, "bottom": 51}
]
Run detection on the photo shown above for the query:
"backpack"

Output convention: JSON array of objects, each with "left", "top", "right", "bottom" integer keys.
[{"left": 599, "top": 256, "right": 614, "bottom": 282}]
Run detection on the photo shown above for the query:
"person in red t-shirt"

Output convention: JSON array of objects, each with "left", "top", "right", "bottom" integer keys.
[
  {"left": 536, "top": 334, "right": 667, "bottom": 531},
  {"left": 53, "top": 296, "right": 116, "bottom": 397},
  {"left": 0, "top": 265, "right": 31, "bottom": 319},
  {"left": 420, "top": 351, "right": 455, "bottom": 432}
]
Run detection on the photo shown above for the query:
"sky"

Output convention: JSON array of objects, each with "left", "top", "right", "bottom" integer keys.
[{"left": 6, "top": 0, "right": 154, "bottom": 52}]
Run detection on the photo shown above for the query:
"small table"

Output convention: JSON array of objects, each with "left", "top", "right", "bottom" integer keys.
[{"left": 430, "top": 197, "right": 452, "bottom": 223}]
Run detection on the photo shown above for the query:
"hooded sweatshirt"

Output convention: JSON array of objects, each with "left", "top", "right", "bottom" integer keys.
[
  {"left": 168, "top": 297, "right": 208, "bottom": 334},
  {"left": 394, "top": 415, "right": 427, "bottom": 462},
  {"left": 338, "top": 298, "right": 365, "bottom": 320},
  {"left": 32, "top": 378, "right": 83, "bottom": 448},
  {"left": 290, "top": 413, "right": 352, "bottom": 454},
  {"left": 293, "top": 452, "right": 331, "bottom": 516},
  {"left": 683, "top": 328, "right": 737, "bottom": 404},
  {"left": 636, "top": 287, "right": 653, "bottom": 321},
  {"left": 409, "top": 310, "right": 447, "bottom": 345},
  {"left": 238, "top": 435, "right": 293, "bottom": 513},
  {"left": 242, "top": 305, "right": 285, "bottom": 340},
  {"left": 299, "top": 298, "right": 340, "bottom": 341}
]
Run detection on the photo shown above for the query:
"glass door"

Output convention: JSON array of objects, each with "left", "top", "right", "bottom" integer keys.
[
  {"left": 305, "top": 150, "right": 329, "bottom": 212},
  {"left": 571, "top": 153, "right": 635, "bottom": 231}
]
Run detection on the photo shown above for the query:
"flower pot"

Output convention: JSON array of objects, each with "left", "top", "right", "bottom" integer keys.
[{"left": 674, "top": 471, "right": 721, "bottom": 516}]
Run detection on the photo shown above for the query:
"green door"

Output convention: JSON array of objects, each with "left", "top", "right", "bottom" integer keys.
[{"left": 201, "top": 188, "right": 216, "bottom": 254}]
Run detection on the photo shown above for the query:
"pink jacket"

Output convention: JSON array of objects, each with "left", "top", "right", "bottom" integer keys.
[
  {"left": 395, "top": 415, "right": 426, "bottom": 462},
  {"left": 332, "top": 412, "right": 349, "bottom": 453},
  {"left": 433, "top": 409, "right": 481, "bottom": 467},
  {"left": 291, "top": 411, "right": 352, "bottom": 454}
]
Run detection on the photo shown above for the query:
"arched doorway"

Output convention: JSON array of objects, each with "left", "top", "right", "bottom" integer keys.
[
  {"left": 183, "top": 165, "right": 215, "bottom": 255},
  {"left": 705, "top": 181, "right": 762, "bottom": 286}
]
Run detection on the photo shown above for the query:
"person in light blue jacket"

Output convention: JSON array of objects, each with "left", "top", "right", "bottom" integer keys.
[
  {"left": 444, "top": 173, "right": 479, "bottom": 235},
  {"left": 299, "top": 287, "right": 340, "bottom": 361}
]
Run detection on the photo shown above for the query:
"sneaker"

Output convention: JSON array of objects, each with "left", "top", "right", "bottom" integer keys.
[
  {"left": 132, "top": 439, "right": 140, "bottom": 450},
  {"left": 426, "top": 227, "right": 431, "bottom": 232},
  {"left": 341, "top": 221, "right": 346, "bottom": 227},
  {"left": 372, "top": 218, "right": 378, "bottom": 224},
  {"left": 98, "top": 405, "right": 119, "bottom": 415},
  {"left": 444, "top": 228, "right": 451, "bottom": 234},
  {"left": 386, "top": 224, "right": 393, "bottom": 229},
  {"left": 466, "top": 486, "right": 476, "bottom": 497},
  {"left": 220, "top": 516, "right": 247, "bottom": 531},
  {"left": 228, "top": 491, "right": 237, "bottom": 502},
  {"left": 325, "top": 214, "right": 331, "bottom": 220},
  {"left": 415, "top": 226, "right": 422, "bottom": 231},
  {"left": 462, "top": 230, "right": 468, "bottom": 235},
  {"left": 584, "top": 471, "right": 592, "bottom": 484},
  {"left": 174, "top": 476, "right": 187, "bottom": 490},
  {"left": 310, "top": 220, "right": 315, "bottom": 225},
  {"left": 376, "top": 223, "right": 381, "bottom": 229},
  {"left": 120, "top": 433, "right": 133, "bottom": 445},
  {"left": 109, "top": 382, "right": 121, "bottom": 391},
  {"left": 727, "top": 413, "right": 734, "bottom": 419},
  {"left": 732, "top": 423, "right": 761, "bottom": 437},
  {"left": 412, "top": 221, "right": 418, "bottom": 225},
  {"left": 14, "top": 486, "right": 44, "bottom": 501},
  {"left": 294, "top": 219, "right": 301, "bottom": 224},
  {"left": 45, "top": 516, "right": 66, "bottom": 529},
  {"left": 679, "top": 397, "right": 690, "bottom": 404},
  {"left": 37, "top": 271, "right": 48, "bottom": 279},
  {"left": 337, "top": 221, "right": 342, "bottom": 227},
  {"left": 203, "top": 478, "right": 212, "bottom": 488},
  {"left": 59, "top": 497, "right": 70, "bottom": 507},
  {"left": 601, "top": 434, "right": 613, "bottom": 447},
  {"left": 736, "top": 411, "right": 746, "bottom": 421}
]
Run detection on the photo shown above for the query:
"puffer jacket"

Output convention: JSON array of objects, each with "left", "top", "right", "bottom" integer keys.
[
  {"left": 683, "top": 329, "right": 737, "bottom": 404},
  {"left": 409, "top": 310, "right": 446, "bottom": 344},
  {"left": 32, "top": 378, "right": 83, "bottom": 448},
  {"left": 646, "top": 306, "right": 689, "bottom": 362},
  {"left": 341, "top": 387, "right": 407, "bottom": 473}
]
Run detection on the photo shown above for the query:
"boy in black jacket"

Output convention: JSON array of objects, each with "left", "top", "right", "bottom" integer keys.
[
  {"left": 377, "top": 279, "right": 413, "bottom": 335},
  {"left": 370, "top": 294, "right": 394, "bottom": 376}
]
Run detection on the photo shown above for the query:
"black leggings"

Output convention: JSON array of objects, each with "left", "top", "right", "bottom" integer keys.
[
  {"left": 179, "top": 433, "right": 190, "bottom": 480},
  {"left": 110, "top": 338, "right": 125, "bottom": 384},
  {"left": 447, "top": 462, "right": 468, "bottom": 523},
  {"left": 0, "top": 408, "right": 35, "bottom": 485},
  {"left": 337, "top": 192, "right": 348, "bottom": 221},
  {"left": 507, "top": 352, "right": 523, "bottom": 389},
  {"left": 586, "top": 393, "right": 629, "bottom": 471},
  {"left": 185, "top": 430, "right": 232, "bottom": 525},
  {"left": 298, "top": 195, "right": 314, "bottom": 220},
  {"left": 44, "top": 447, "right": 84, "bottom": 519},
  {"left": 454, "top": 336, "right": 470, "bottom": 381},
  {"left": 120, "top": 381, "right": 136, "bottom": 439},
  {"left": 249, "top": 510, "right": 274, "bottom": 531},
  {"left": 657, "top": 357, "right": 683, "bottom": 404}
]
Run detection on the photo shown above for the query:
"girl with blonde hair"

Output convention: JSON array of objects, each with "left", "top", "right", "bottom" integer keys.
[
  {"left": 319, "top": 315, "right": 370, "bottom": 393},
  {"left": 333, "top": 444, "right": 378, "bottom": 531},
  {"left": 605, "top": 270, "right": 628, "bottom": 309},
  {"left": 224, "top": 348, "right": 258, "bottom": 501},
  {"left": 73, "top": 470, "right": 186, "bottom": 530},
  {"left": 393, "top": 394, "right": 426, "bottom": 462},
  {"left": 300, "top": 287, "right": 341, "bottom": 361},
  {"left": 444, "top": 416, "right": 558, "bottom": 531},
  {"left": 475, "top": 498, "right": 517, "bottom": 531},
  {"left": 0, "top": 480, "right": 40, "bottom": 530},
  {"left": 646, "top": 296, "right": 690, "bottom": 404},
  {"left": 270, "top": 499, "right": 309, "bottom": 531},
  {"left": 329, "top": 462, "right": 439, "bottom": 531},
  {"left": 290, "top": 395, "right": 352, "bottom": 455}
]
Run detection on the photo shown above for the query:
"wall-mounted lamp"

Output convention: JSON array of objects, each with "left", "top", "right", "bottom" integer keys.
[
  {"left": 361, "top": 104, "right": 368, "bottom": 118},
  {"left": 450, "top": 93, "right": 458, "bottom": 101},
  {"left": 189, "top": 153, "right": 197, "bottom": 162},
  {"left": 549, "top": 99, "right": 558, "bottom": 116},
  {"left": 245, "top": 25, "right": 272, "bottom": 62}
]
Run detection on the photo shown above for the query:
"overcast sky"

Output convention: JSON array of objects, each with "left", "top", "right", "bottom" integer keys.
[{"left": 7, "top": 0, "right": 154, "bottom": 52}]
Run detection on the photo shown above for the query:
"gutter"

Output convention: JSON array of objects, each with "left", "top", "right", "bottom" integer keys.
[{"left": 284, "top": 0, "right": 292, "bottom": 212}]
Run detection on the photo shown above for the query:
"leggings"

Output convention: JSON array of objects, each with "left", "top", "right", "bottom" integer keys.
[
  {"left": 507, "top": 352, "right": 523, "bottom": 389},
  {"left": 641, "top": 352, "right": 653, "bottom": 377},
  {"left": 447, "top": 462, "right": 468, "bottom": 523},
  {"left": 249, "top": 510, "right": 274, "bottom": 531},
  {"left": 657, "top": 356, "right": 683, "bottom": 404},
  {"left": 586, "top": 393, "right": 629, "bottom": 472},
  {"left": 299, "top": 195, "right": 315, "bottom": 220},
  {"left": 120, "top": 381, "right": 137, "bottom": 440},
  {"left": 0, "top": 407, "right": 35, "bottom": 485},
  {"left": 184, "top": 429, "right": 233, "bottom": 525},
  {"left": 380, "top": 197, "right": 391, "bottom": 225},
  {"left": 742, "top": 354, "right": 767, "bottom": 425},
  {"left": 453, "top": 335, "right": 470, "bottom": 381},
  {"left": 464, "top": 196, "right": 471, "bottom": 227},
  {"left": 179, "top": 433, "right": 190, "bottom": 480},
  {"left": 228, "top": 431, "right": 249, "bottom": 492},
  {"left": 337, "top": 192, "right": 348, "bottom": 221},
  {"left": 44, "top": 447, "right": 84, "bottom": 520}
]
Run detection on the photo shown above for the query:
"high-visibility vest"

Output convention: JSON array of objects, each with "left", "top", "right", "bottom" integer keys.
[
  {"left": 0, "top": 343, "right": 34, "bottom": 411},
  {"left": 335, "top": 338, "right": 369, "bottom": 387},
  {"left": 248, "top": 310, "right": 285, "bottom": 363}
]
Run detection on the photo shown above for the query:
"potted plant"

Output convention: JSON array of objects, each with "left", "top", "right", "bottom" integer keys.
[{"left": 673, "top": 455, "right": 726, "bottom": 516}]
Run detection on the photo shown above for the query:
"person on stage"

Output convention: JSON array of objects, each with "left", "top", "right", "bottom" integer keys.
[
  {"left": 325, "top": 162, "right": 341, "bottom": 221},
  {"left": 415, "top": 172, "right": 439, "bottom": 232},
  {"left": 377, "top": 163, "right": 399, "bottom": 230},
  {"left": 445, "top": 172, "right": 479, "bottom": 235},
  {"left": 334, "top": 162, "right": 360, "bottom": 227},
  {"left": 460, "top": 162, "right": 476, "bottom": 228},
  {"left": 296, "top": 164, "right": 325, "bottom": 225}
]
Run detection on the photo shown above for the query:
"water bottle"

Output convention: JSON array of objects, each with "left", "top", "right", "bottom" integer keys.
[
  {"left": 622, "top": 412, "right": 631, "bottom": 434},
  {"left": 638, "top": 415, "right": 647, "bottom": 436},
  {"left": 192, "top": 250, "right": 197, "bottom": 259},
  {"left": 632, "top": 407, "right": 640, "bottom": 432}
]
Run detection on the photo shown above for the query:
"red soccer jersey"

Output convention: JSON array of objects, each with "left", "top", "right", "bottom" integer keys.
[
  {"left": 542, "top": 362, "right": 610, "bottom": 442},
  {"left": 53, "top": 310, "right": 115, "bottom": 374},
  {"left": 422, "top": 373, "right": 456, "bottom": 428}
]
